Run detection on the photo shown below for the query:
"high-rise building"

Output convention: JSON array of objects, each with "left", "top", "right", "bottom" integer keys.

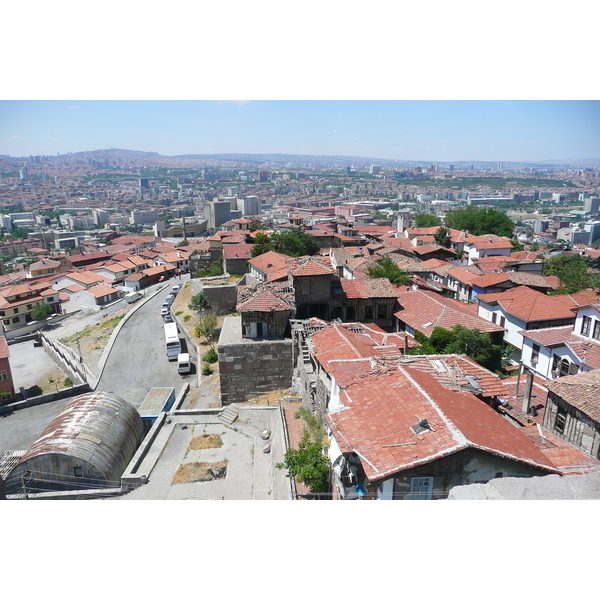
[
  {"left": 584, "top": 196, "right": 600, "bottom": 214},
  {"left": 209, "top": 200, "right": 231, "bottom": 230},
  {"left": 258, "top": 170, "right": 269, "bottom": 182},
  {"left": 93, "top": 209, "right": 110, "bottom": 227},
  {"left": 498, "top": 162, "right": 503, "bottom": 172},
  {"left": 19, "top": 167, "right": 28, "bottom": 180}
]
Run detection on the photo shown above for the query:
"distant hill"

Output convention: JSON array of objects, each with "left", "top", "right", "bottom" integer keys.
[{"left": 5, "top": 148, "right": 599, "bottom": 170}]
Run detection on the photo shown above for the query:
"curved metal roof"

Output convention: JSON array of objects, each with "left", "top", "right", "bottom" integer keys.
[{"left": 16, "top": 391, "right": 143, "bottom": 482}]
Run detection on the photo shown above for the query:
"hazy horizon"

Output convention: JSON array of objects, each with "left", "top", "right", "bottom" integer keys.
[{"left": 1, "top": 101, "right": 599, "bottom": 165}]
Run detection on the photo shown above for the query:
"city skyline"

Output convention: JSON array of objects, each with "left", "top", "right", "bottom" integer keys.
[{"left": 1, "top": 100, "right": 599, "bottom": 164}]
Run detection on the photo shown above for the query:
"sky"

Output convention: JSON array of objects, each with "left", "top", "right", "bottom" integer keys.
[{"left": 1, "top": 100, "right": 599, "bottom": 163}]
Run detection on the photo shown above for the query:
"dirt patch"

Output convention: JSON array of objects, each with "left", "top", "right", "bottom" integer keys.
[
  {"left": 172, "top": 461, "right": 228, "bottom": 484},
  {"left": 187, "top": 434, "right": 223, "bottom": 452},
  {"left": 30, "top": 365, "right": 71, "bottom": 396},
  {"left": 248, "top": 389, "right": 297, "bottom": 405}
]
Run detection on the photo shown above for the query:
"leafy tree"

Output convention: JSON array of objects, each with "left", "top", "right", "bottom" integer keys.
[
  {"left": 250, "top": 232, "right": 273, "bottom": 257},
  {"left": 434, "top": 226, "right": 450, "bottom": 246},
  {"left": 31, "top": 304, "right": 53, "bottom": 320},
  {"left": 189, "top": 292, "right": 211, "bottom": 315},
  {"left": 276, "top": 431, "right": 329, "bottom": 494},
  {"left": 366, "top": 254, "right": 412, "bottom": 286},
  {"left": 443, "top": 206, "right": 514, "bottom": 238},
  {"left": 528, "top": 242, "right": 540, "bottom": 252},
  {"left": 544, "top": 254, "right": 600, "bottom": 294},
  {"left": 510, "top": 239, "right": 524, "bottom": 252},
  {"left": 194, "top": 312, "right": 219, "bottom": 351},
  {"left": 410, "top": 325, "right": 503, "bottom": 373},
  {"left": 415, "top": 213, "right": 442, "bottom": 228},
  {"left": 250, "top": 227, "right": 319, "bottom": 258}
]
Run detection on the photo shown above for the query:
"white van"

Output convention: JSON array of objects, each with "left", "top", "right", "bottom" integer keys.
[
  {"left": 177, "top": 353, "right": 191, "bottom": 374},
  {"left": 124, "top": 291, "right": 142, "bottom": 304}
]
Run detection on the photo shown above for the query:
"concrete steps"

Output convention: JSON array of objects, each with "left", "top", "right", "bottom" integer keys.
[{"left": 219, "top": 405, "right": 239, "bottom": 425}]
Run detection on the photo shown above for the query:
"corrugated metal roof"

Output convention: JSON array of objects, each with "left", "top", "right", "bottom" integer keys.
[{"left": 15, "top": 392, "right": 143, "bottom": 481}]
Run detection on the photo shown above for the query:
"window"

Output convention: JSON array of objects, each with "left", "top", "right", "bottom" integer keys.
[
  {"left": 409, "top": 476, "right": 433, "bottom": 500},
  {"left": 560, "top": 358, "right": 570, "bottom": 377},
  {"left": 500, "top": 316, "right": 506, "bottom": 328},
  {"left": 377, "top": 304, "right": 387, "bottom": 320},
  {"left": 73, "top": 466, "right": 83, "bottom": 477},
  {"left": 13, "top": 307, "right": 18, "bottom": 314},
  {"left": 581, "top": 315, "right": 592, "bottom": 336},
  {"left": 552, "top": 355, "right": 560, "bottom": 373},
  {"left": 491, "top": 312, "right": 497, "bottom": 324},
  {"left": 2, "top": 319, "right": 9, "bottom": 326},
  {"left": 364, "top": 305, "right": 373, "bottom": 321},
  {"left": 12, "top": 317, "right": 19, "bottom": 324},
  {"left": 593, "top": 320, "right": 600, "bottom": 341},
  {"left": 0, "top": 311, "right": 4, "bottom": 317},
  {"left": 554, "top": 407, "right": 567, "bottom": 434},
  {"left": 27, "top": 304, "right": 33, "bottom": 310},
  {"left": 531, "top": 344, "right": 540, "bottom": 364},
  {"left": 0, "top": 371, "right": 7, "bottom": 381}
]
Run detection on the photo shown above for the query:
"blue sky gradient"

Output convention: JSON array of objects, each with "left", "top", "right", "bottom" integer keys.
[{"left": 1, "top": 100, "right": 598, "bottom": 162}]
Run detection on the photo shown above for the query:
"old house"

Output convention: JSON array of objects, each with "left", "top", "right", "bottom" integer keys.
[
  {"left": 0, "top": 337, "right": 16, "bottom": 402},
  {"left": 543, "top": 369, "right": 600, "bottom": 459},
  {"left": 476, "top": 286, "right": 581, "bottom": 357},
  {"left": 237, "top": 282, "right": 295, "bottom": 339},
  {"left": 519, "top": 293, "right": 600, "bottom": 379},
  {"left": 395, "top": 289, "right": 505, "bottom": 342}
]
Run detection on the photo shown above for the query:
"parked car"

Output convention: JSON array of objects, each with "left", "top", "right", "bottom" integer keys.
[
  {"left": 172, "top": 284, "right": 182, "bottom": 293},
  {"left": 161, "top": 306, "right": 170, "bottom": 317},
  {"left": 163, "top": 313, "right": 174, "bottom": 323}
]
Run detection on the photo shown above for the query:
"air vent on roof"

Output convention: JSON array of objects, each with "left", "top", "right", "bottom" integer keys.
[{"left": 423, "top": 322, "right": 432, "bottom": 328}]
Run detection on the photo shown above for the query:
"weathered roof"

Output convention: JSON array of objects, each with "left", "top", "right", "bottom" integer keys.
[
  {"left": 545, "top": 370, "right": 600, "bottom": 422},
  {"left": 13, "top": 392, "right": 143, "bottom": 481},
  {"left": 395, "top": 289, "right": 505, "bottom": 337},
  {"left": 325, "top": 365, "right": 558, "bottom": 482}
]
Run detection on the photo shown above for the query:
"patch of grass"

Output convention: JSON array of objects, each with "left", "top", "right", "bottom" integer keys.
[
  {"left": 172, "top": 461, "right": 228, "bottom": 484},
  {"left": 183, "top": 315, "right": 191, "bottom": 322},
  {"left": 187, "top": 434, "right": 223, "bottom": 452},
  {"left": 175, "top": 311, "right": 183, "bottom": 316}
]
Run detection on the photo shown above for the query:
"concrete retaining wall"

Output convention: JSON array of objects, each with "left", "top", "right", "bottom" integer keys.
[
  {"left": 203, "top": 284, "right": 238, "bottom": 315},
  {"left": 0, "top": 383, "right": 90, "bottom": 415}
]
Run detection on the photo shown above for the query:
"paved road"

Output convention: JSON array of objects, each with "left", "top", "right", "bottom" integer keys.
[{"left": 95, "top": 283, "right": 192, "bottom": 407}]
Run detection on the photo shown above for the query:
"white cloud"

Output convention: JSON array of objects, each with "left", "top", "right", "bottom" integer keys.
[{"left": 0, "top": 134, "right": 26, "bottom": 146}]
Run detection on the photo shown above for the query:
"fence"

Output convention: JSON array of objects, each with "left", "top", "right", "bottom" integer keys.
[{"left": 40, "top": 333, "right": 93, "bottom": 385}]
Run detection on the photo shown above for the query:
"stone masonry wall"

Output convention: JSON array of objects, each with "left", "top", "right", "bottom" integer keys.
[
  {"left": 219, "top": 338, "right": 293, "bottom": 405},
  {"left": 203, "top": 284, "right": 238, "bottom": 315}
]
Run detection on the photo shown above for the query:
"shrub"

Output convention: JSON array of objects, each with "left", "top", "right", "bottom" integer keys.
[
  {"left": 201, "top": 363, "right": 213, "bottom": 376},
  {"left": 204, "top": 348, "right": 218, "bottom": 363}
]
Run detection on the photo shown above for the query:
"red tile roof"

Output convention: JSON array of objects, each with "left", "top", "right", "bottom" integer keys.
[
  {"left": 288, "top": 256, "right": 334, "bottom": 277},
  {"left": 222, "top": 243, "right": 253, "bottom": 260},
  {"left": 477, "top": 286, "right": 580, "bottom": 322},
  {"left": 325, "top": 365, "right": 559, "bottom": 482},
  {"left": 395, "top": 289, "right": 505, "bottom": 337}
]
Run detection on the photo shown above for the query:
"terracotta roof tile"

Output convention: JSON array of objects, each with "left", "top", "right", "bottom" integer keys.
[{"left": 545, "top": 370, "right": 600, "bottom": 422}]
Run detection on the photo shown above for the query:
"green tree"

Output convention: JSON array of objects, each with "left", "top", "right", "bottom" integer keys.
[
  {"left": 188, "top": 292, "right": 211, "bottom": 315},
  {"left": 410, "top": 325, "right": 503, "bottom": 373},
  {"left": 276, "top": 431, "right": 329, "bottom": 494},
  {"left": 544, "top": 254, "right": 600, "bottom": 294},
  {"left": 415, "top": 213, "right": 442, "bottom": 228},
  {"left": 31, "top": 304, "right": 53, "bottom": 320},
  {"left": 510, "top": 239, "right": 524, "bottom": 252},
  {"left": 443, "top": 206, "right": 514, "bottom": 237},
  {"left": 366, "top": 254, "right": 412, "bottom": 286},
  {"left": 250, "top": 227, "right": 319, "bottom": 258},
  {"left": 434, "top": 226, "right": 450, "bottom": 246},
  {"left": 194, "top": 312, "right": 219, "bottom": 351}
]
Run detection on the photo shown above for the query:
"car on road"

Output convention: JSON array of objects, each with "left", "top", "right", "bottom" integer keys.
[
  {"left": 163, "top": 313, "right": 174, "bottom": 323},
  {"left": 161, "top": 306, "right": 170, "bottom": 317},
  {"left": 172, "top": 284, "right": 182, "bottom": 293}
]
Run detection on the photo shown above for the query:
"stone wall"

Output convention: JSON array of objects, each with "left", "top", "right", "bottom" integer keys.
[
  {"left": 203, "top": 284, "right": 238, "bottom": 315},
  {"left": 218, "top": 316, "right": 293, "bottom": 405}
]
